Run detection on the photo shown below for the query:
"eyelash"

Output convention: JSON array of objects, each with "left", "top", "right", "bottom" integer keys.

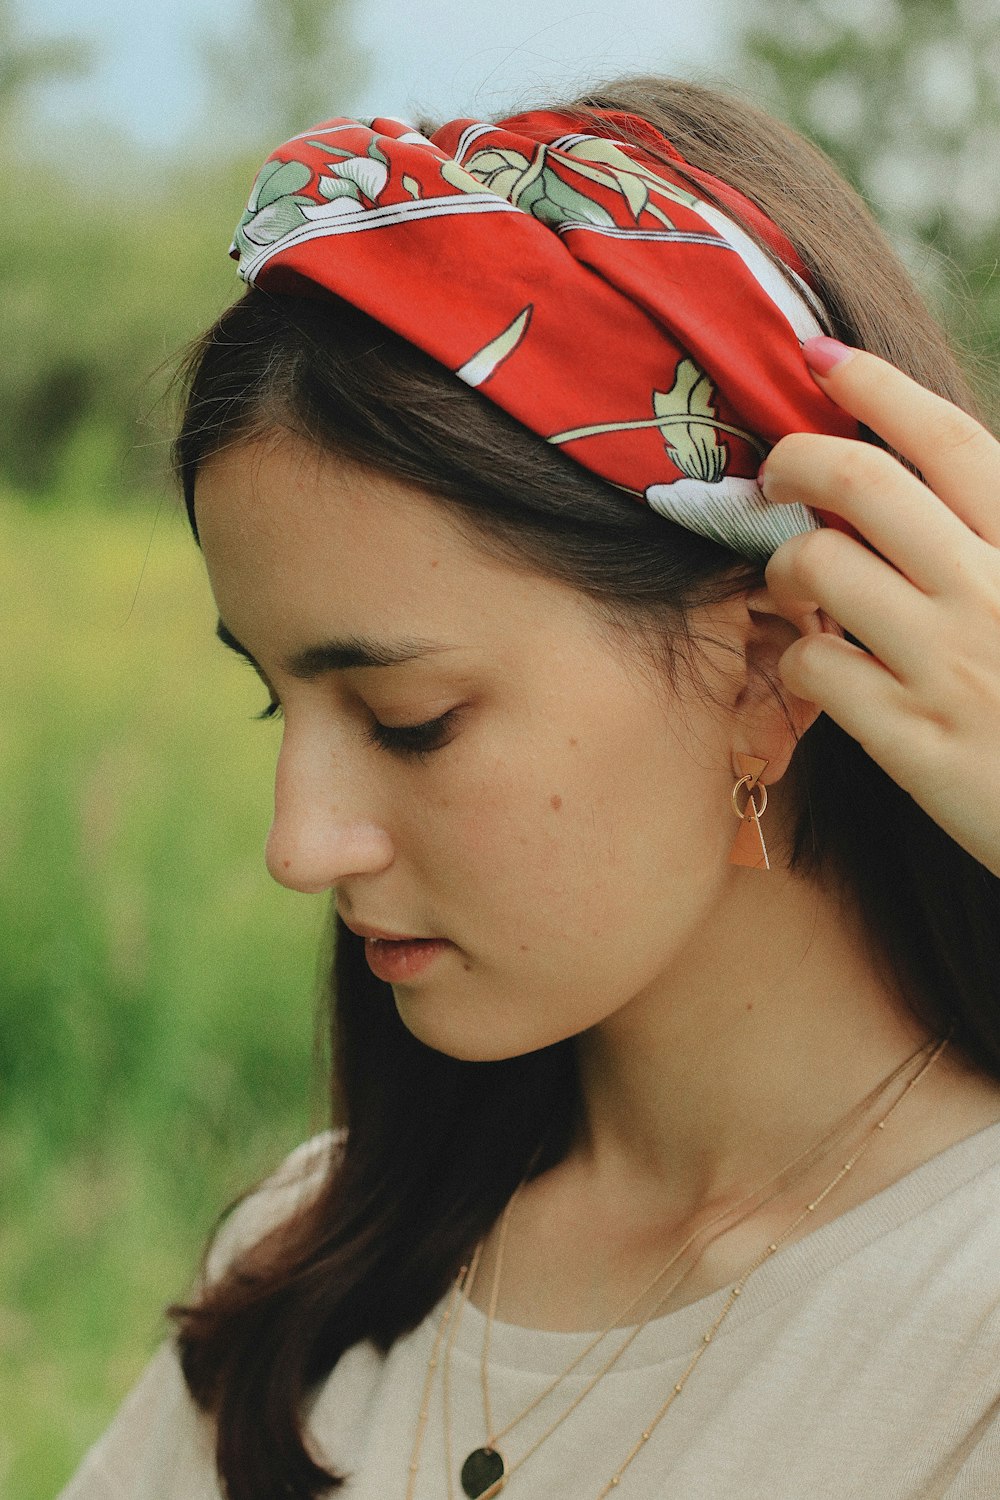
[{"left": 254, "top": 701, "right": 457, "bottom": 761}]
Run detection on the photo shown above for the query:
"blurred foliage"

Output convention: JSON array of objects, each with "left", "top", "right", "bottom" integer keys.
[
  {"left": 0, "top": 0, "right": 92, "bottom": 132},
  {"left": 0, "top": 493, "right": 327, "bottom": 1493},
  {"left": 740, "top": 0, "right": 1000, "bottom": 415},
  {"left": 200, "top": 0, "right": 372, "bottom": 147},
  {"left": 0, "top": 0, "right": 369, "bottom": 502},
  {"left": 1, "top": 153, "right": 248, "bottom": 496}
]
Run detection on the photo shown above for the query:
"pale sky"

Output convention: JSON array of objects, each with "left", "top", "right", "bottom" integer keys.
[{"left": 19, "top": 0, "right": 736, "bottom": 149}]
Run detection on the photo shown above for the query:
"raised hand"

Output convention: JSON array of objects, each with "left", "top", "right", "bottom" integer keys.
[{"left": 758, "top": 338, "right": 1000, "bottom": 878}]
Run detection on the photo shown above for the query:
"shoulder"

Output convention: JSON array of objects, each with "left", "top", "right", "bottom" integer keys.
[
  {"left": 201, "top": 1127, "right": 347, "bottom": 1288},
  {"left": 57, "top": 1132, "right": 350, "bottom": 1499}
]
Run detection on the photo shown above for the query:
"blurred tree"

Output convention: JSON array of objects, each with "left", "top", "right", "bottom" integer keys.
[
  {"left": 0, "top": 153, "right": 242, "bottom": 497},
  {"left": 0, "top": 0, "right": 92, "bottom": 134},
  {"left": 739, "top": 0, "right": 1000, "bottom": 414},
  {"left": 199, "top": 0, "right": 371, "bottom": 148},
  {"left": 0, "top": 0, "right": 368, "bottom": 500}
]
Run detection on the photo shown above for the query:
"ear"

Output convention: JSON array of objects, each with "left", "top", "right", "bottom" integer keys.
[{"left": 729, "top": 586, "right": 829, "bottom": 784}]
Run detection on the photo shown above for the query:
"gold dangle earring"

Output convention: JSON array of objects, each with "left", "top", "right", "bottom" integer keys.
[{"left": 729, "top": 753, "right": 770, "bottom": 870}]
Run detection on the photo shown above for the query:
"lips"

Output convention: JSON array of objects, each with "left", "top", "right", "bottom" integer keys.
[
  {"left": 338, "top": 913, "right": 452, "bottom": 981},
  {"left": 362, "top": 936, "right": 452, "bottom": 983}
]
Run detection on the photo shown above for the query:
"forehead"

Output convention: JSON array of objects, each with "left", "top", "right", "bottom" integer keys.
[
  {"left": 192, "top": 431, "right": 596, "bottom": 667},
  {"left": 196, "top": 430, "right": 467, "bottom": 566}
]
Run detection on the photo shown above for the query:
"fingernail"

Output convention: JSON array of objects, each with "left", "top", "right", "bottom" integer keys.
[{"left": 802, "top": 336, "right": 856, "bottom": 376}]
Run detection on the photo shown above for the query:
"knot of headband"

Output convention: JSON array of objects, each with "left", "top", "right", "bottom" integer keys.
[{"left": 229, "top": 108, "right": 861, "bottom": 560}]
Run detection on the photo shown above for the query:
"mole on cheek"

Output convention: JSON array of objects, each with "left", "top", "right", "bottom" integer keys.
[{"left": 550, "top": 794, "right": 563, "bottom": 811}]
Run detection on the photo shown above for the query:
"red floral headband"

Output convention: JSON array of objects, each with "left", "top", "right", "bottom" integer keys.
[{"left": 229, "top": 108, "right": 861, "bottom": 560}]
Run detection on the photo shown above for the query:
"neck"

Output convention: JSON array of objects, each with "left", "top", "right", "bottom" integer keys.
[{"left": 570, "top": 861, "right": 941, "bottom": 1219}]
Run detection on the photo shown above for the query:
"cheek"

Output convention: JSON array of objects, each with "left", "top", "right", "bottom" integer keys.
[
  {"left": 436, "top": 718, "right": 725, "bottom": 945},
  {"left": 394, "top": 728, "right": 732, "bottom": 1060}
]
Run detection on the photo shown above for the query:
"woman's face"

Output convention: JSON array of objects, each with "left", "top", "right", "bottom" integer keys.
[{"left": 195, "top": 429, "right": 771, "bottom": 1062}]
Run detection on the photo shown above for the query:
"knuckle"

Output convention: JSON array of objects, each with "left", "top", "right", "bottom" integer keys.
[
  {"left": 828, "top": 443, "right": 888, "bottom": 498},
  {"left": 765, "top": 431, "right": 813, "bottom": 475},
  {"left": 925, "top": 406, "right": 985, "bottom": 461},
  {"left": 948, "top": 654, "right": 992, "bottom": 698},
  {"left": 784, "top": 526, "right": 843, "bottom": 588}
]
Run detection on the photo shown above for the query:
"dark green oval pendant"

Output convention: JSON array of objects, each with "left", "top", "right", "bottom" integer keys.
[{"left": 461, "top": 1446, "right": 505, "bottom": 1498}]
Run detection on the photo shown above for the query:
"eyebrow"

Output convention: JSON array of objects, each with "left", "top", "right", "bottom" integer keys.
[{"left": 215, "top": 619, "right": 455, "bottom": 677}]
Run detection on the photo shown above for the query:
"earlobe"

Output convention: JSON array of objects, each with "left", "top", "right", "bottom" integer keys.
[{"left": 730, "top": 588, "right": 825, "bottom": 788}]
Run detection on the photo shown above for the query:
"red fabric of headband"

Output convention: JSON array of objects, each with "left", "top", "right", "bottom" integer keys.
[{"left": 229, "top": 108, "right": 862, "bottom": 559}]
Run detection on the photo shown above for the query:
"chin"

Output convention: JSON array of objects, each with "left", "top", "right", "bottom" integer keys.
[{"left": 393, "top": 992, "right": 578, "bottom": 1064}]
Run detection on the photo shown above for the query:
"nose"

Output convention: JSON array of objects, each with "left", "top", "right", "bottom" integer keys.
[{"left": 264, "top": 728, "right": 394, "bottom": 893}]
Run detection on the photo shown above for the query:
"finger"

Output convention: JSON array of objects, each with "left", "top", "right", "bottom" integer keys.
[
  {"left": 782, "top": 630, "right": 998, "bottom": 862},
  {"left": 801, "top": 340, "right": 1000, "bottom": 547},
  {"left": 775, "top": 629, "right": 922, "bottom": 773},
  {"left": 764, "top": 527, "right": 934, "bottom": 683},
  {"left": 761, "top": 433, "right": 972, "bottom": 596}
]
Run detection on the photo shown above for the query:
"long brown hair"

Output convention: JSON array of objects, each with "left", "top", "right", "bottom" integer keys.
[{"left": 169, "top": 76, "right": 1000, "bottom": 1500}]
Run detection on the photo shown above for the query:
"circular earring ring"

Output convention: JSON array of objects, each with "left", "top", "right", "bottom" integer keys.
[{"left": 732, "top": 774, "right": 768, "bottom": 821}]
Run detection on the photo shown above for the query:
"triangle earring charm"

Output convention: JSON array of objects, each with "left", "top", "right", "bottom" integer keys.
[
  {"left": 729, "top": 804, "right": 770, "bottom": 868},
  {"left": 729, "top": 755, "right": 770, "bottom": 869},
  {"left": 736, "top": 753, "right": 769, "bottom": 786}
]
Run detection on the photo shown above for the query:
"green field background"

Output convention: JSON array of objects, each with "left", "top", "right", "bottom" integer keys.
[{"left": 1, "top": 490, "right": 327, "bottom": 1495}]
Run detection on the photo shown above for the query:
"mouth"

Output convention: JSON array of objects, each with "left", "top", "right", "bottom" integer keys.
[
  {"left": 339, "top": 912, "right": 455, "bottom": 980},
  {"left": 362, "top": 936, "right": 453, "bottom": 982}
]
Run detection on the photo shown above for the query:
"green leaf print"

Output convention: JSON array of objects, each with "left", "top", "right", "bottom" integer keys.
[
  {"left": 252, "top": 158, "right": 312, "bottom": 211},
  {"left": 457, "top": 145, "right": 614, "bottom": 227},
  {"left": 317, "top": 175, "right": 361, "bottom": 201},
  {"left": 242, "top": 197, "right": 310, "bottom": 243},
  {"left": 549, "top": 359, "right": 763, "bottom": 466},
  {"left": 526, "top": 165, "right": 615, "bottom": 228},
  {"left": 560, "top": 136, "right": 701, "bottom": 220},
  {"left": 449, "top": 135, "right": 705, "bottom": 231},
  {"left": 653, "top": 360, "right": 727, "bottom": 483},
  {"left": 440, "top": 158, "right": 484, "bottom": 194},
  {"left": 457, "top": 146, "right": 536, "bottom": 199},
  {"left": 455, "top": 305, "right": 533, "bottom": 387}
]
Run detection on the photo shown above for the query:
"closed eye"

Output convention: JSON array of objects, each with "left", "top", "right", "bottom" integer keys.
[
  {"left": 363, "top": 710, "right": 459, "bottom": 759},
  {"left": 255, "top": 700, "right": 459, "bottom": 761}
]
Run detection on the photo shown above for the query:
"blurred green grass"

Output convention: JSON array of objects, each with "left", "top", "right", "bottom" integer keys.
[{"left": 0, "top": 488, "right": 327, "bottom": 1495}]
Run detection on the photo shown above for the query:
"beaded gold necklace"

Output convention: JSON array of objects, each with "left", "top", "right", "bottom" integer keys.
[{"left": 405, "top": 1034, "right": 947, "bottom": 1500}]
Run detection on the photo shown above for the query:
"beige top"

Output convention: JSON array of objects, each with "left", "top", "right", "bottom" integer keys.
[{"left": 59, "top": 1122, "right": 1000, "bottom": 1499}]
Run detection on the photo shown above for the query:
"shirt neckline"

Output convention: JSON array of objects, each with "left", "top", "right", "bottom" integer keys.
[{"left": 443, "top": 1116, "right": 1000, "bottom": 1373}]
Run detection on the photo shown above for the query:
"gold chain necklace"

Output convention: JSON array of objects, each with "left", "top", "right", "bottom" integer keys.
[
  {"left": 406, "top": 1237, "right": 489, "bottom": 1500},
  {"left": 407, "top": 1032, "right": 947, "bottom": 1500},
  {"left": 438, "top": 1035, "right": 949, "bottom": 1500}
]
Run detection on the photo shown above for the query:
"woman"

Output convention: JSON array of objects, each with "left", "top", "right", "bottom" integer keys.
[{"left": 61, "top": 76, "right": 1000, "bottom": 1499}]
